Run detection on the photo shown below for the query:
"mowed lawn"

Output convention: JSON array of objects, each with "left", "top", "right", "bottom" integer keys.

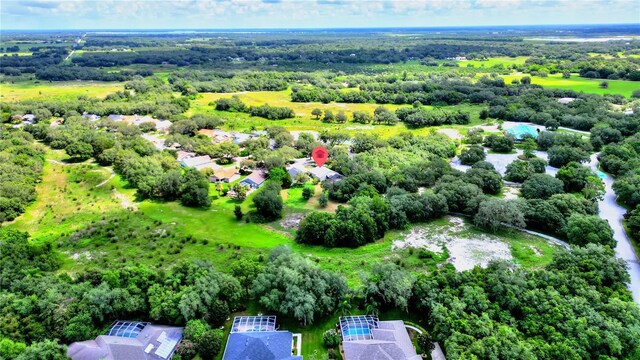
[
  {"left": 503, "top": 73, "right": 640, "bottom": 97},
  {"left": 0, "top": 80, "right": 124, "bottom": 101}
]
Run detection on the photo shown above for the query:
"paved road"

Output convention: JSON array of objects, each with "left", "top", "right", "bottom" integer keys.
[{"left": 589, "top": 153, "right": 640, "bottom": 303}]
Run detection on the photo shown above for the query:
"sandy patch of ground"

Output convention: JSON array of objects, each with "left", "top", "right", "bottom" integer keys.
[
  {"left": 447, "top": 216, "right": 465, "bottom": 232},
  {"left": 503, "top": 186, "right": 520, "bottom": 200},
  {"left": 437, "top": 128, "right": 463, "bottom": 140},
  {"left": 280, "top": 213, "right": 305, "bottom": 230},
  {"left": 113, "top": 189, "right": 137, "bottom": 210},
  {"left": 392, "top": 216, "right": 513, "bottom": 272},
  {"left": 70, "top": 251, "right": 93, "bottom": 261},
  {"left": 290, "top": 131, "right": 320, "bottom": 140},
  {"left": 393, "top": 227, "right": 445, "bottom": 254},
  {"left": 345, "top": 125, "right": 374, "bottom": 130},
  {"left": 446, "top": 236, "right": 512, "bottom": 272},
  {"left": 528, "top": 245, "right": 542, "bottom": 256}
]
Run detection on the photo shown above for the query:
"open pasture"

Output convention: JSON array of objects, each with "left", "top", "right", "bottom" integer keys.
[
  {"left": 0, "top": 79, "right": 124, "bottom": 101},
  {"left": 503, "top": 73, "right": 640, "bottom": 97}
]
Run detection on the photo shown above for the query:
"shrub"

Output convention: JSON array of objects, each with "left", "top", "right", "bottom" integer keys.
[
  {"left": 323, "top": 329, "right": 341, "bottom": 348},
  {"left": 302, "top": 186, "right": 314, "bottom": 199},
  {"left": 459, "top": 145, "right": 486, "bottom": 165}
]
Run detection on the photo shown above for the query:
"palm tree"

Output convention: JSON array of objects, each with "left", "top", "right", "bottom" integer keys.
[{"left": 364, "top": 299, "right": 379, "bottom": 317}]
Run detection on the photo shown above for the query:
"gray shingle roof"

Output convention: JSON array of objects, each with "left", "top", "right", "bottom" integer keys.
[
  {"left": 308, "top": 167, "right": 342, "bottom": 182},
  {"left": 342, "top": 321, "right": 419, "bottom": 360},
  {"left": 67, "top": 323, "right": 183, "bottom": 360},
  {"left": 222, "top": 331, "right": 301, "bottom": 360}
]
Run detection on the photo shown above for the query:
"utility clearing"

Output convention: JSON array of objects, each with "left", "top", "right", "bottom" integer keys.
[{"left": 392, "top": 216, "right": 553, "bottom": 271}]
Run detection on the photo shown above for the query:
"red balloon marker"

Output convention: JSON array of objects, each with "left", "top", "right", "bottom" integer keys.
[{"left": 312, "top": 146, "right": 329, "bottom": 167}]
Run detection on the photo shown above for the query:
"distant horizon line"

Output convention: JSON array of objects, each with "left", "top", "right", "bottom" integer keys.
[{"left": 3, "top": 23, "right": 640, "bottom": 32}]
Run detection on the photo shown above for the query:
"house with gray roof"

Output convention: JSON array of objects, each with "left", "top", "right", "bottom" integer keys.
[
  {"left": 22, "top": 114, "right": 36, "bottom": 123},
  {"left": 108, "top": 114, "right": 125, "bottom": 121},
  {"left": 233, "top": 132, "right": 253, "bottom": 145},
  {"left": 339, "top": 316, "right": 420, "bottom": 360},
  {"left": 239, "top": 170, "right": 267, "bottom": 189},
  {"left": 82, "top": 114, "right": 101, "bottom": 122},
  {"left": 308, "top": 166, "right": 343, "bottom": 182},
  {"left": 557, "top": 97, "right": 576, "bottom": 104},
  {"left": 179, "top": 155, "right": 221, "bottom": 171},
  {"left": 222, "top": 316, "right": 302, "bottom": 360},
  {"left": 67, "top": 321, "right": 183, "bottom": 360},
  {"left": 287, "top": 165, "right": 306, "bottom": 179}
]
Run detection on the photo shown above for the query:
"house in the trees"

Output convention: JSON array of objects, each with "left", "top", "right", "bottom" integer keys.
[
  {"left": 233, "top": 132, "right": 253, "bottom": 145},
  {"left": 210, "top": 167, "right": 241, "bottom": 183},
  {"left": 222, "top": 316, "right": 302, "bottom": 360},
  {"left": 67, "top": 321, "right": 183, "bottom": 360},
  {"left": 82, "top": 113, "right": 101, "bottom": 122},
  {"left": 155, "top": 120, "right": 172, "bottom": 132},
  {"left": 176, "top": 151, "right": 196, "bottom": 162},
  {"left": 198, "top": 129, "right": 234, "bottom": 143},
  {"left": 239, "top": 170, "right": 267, "bottom": 189},
  {"left": 557, "top": 97, "right": 576, "bottom": 104},
  {"left": 22, "top": 114, "right": 36, "bottom": 123},
  {"left": 339, "top": 316, "right": 420, "bottom": 360},
  {"left": 179, "top": 155, "right": 221, "bottom": 171},
  {"left": 308, "top": 166, "right": 343, "bottom": 182},
  {"left": 108, "top": 114, "right": 125, "bottom": 122}
]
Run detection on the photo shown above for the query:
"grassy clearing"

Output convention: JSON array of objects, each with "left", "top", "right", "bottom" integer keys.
[
  {"left": 503, "top": 73, "right": 640, "bottom": 97},
  {"left": 0, "top": 80, "right": 123, "bottom": 101},
  {"left": 189, "top": 89, "right": 485, "bottom": 137},
  {"left": 2, "top": 52, "right": 33, "bottom": 56},
  {"left": 6, "top": 148, "right": 558, "bottom": 286},
  {"left": 457, "top": 56, "right": 529, "bottom": 68}
]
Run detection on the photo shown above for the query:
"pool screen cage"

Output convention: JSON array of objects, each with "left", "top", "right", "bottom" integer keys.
[
  {"left": 106, "top": 321, "right": 149, "bottom": 338},
  {"left": 231, "top": 316, "right": 277, "bottom": 333},
  {"left": 339, "top": 315, "right": 379, "bottom": 341}
]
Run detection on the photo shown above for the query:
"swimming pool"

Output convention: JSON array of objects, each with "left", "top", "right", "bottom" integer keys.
[
  {"left": 343, "top": 326, "right": 372, "bottom": 337},
  {"left": 340, "top": 315, "right": 379, "bottom": 340},
  {"left": 506, "top": 124, "right": 539, "bottom": 140}
]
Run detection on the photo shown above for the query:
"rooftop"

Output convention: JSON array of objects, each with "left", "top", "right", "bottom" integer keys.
[
  {"left": 68, "top": 321, "right": 183, "bottom": 360},
  {"left": 340, "top": 317, "right": 420, "bottom": 360},
  {"left": 558, "top": 97, "right": 576, "bottom": 104},
  {"left": 308, "top": 166, "right": 342, "bottom": 181},
  {"left": 180, "top": 155, "right": 216, "bottom": 168},
  {"left": 241, "top": 170, "right": 267, "bottom": 185},
  {"left": 223, "top": 316, "right": 302, "bottom": 360}
]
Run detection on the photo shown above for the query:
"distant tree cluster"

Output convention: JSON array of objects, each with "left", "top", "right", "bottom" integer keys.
[
  {"left": 213, "top": 97, "right": 295, "bottom": 120},
  {"left": 0, "top": 130, "right": 44, "bottom": 222}
]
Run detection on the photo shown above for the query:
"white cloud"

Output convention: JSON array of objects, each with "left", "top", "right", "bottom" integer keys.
[{"left": 1, "top": 0, "right": 638, "bottom": 29}]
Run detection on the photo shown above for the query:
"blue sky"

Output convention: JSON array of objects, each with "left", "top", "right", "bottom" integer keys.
[{"left": 2, "top": 0, "right": 639, "bottom": 30}]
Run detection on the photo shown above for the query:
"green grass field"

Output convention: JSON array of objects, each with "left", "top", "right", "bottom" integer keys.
[
  {"left": 458, "top": 56, "right": 529, "bottom": 68},
  {"left": 189, "top": 89, "right": 486, "bottom": 137},
  {"left": 5, "top": 147, "right": 558, "bottom": 286},
  {"left": 503, "top": 73, "right": 640, "bottom": 97},
  {"left": 0, "top": 80, "right": 124, "bottom": 101}
]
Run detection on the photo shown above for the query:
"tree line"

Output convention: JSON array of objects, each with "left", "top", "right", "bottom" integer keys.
[
  {"left": 2, "top": 227, "right": 639, "bottom": 360},
  {"left": 0, "top": 129, "right": 44, "bottom": 223}
]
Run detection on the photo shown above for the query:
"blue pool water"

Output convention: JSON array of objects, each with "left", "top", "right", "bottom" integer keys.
[
  {"left": 507, "top": 124, "right": 539, "bottom": 140},
  {"left": 344, "top": 326, "right": 372, "bottom": 337}
]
